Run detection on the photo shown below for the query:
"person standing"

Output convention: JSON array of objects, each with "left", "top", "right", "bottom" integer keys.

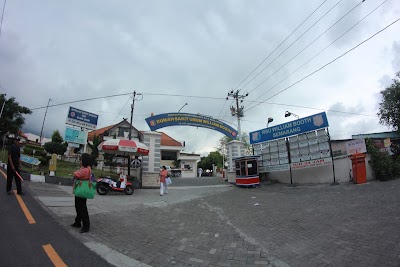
[
  {"left": 158, "top": 165, "right": 168, "bottom": 196},
  {"left": 71, "top": 153, "right": 92, "bottom": 233},
  {"left": 198, "top": 167, "right": 203, "bottom": 178},
  {"left": 7, "top": 138, "right": 23, "bottom": 195}
]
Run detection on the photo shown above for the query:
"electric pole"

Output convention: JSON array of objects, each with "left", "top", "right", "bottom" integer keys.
[
  {"left": 227, "top": 90, "right": 248, "bottom": 141},
  {"left": 128, "top": 91, "right": 142, "bottom": 175},
  {"left": 40, "top": 99, "right": 51, "bottom": 144}
]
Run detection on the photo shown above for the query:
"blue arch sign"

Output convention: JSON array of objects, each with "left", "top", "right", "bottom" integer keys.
[
  {"left": 145, "top": 113, "right": 238, "bottom": 138},
  {"left": 250, "top": 112, "right": 329, "bottom": 144}
]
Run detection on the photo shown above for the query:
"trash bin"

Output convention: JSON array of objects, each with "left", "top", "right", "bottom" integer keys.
[{"left": 350, "top": 153, "right": 367, "bottom": 184}]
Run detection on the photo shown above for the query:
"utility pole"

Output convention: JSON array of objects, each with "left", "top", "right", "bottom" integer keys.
[
  {"left": 40, "top": 99, "right": 51, "bottom": 145},
  {"left": 128, "top": 91, "right": 142, "bottom": 175},
  {"left": 227, "top": 90, "right": 248, "bottom": 141}
]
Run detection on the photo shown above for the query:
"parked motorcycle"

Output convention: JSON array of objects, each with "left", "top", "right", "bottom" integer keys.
[{"left": 96, "top": 175, "right": 134, "bottom": 195}]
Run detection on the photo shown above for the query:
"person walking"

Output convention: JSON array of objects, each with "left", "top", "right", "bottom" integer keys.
[
  {"left": 71, "top": 153, "right": 92, "bottom": 233},
  {"left": 7, "top": 137, "right": 23, "bottom": 195},
  {"left": 158, "top": 165, "right": 168, "bottom": 196}
]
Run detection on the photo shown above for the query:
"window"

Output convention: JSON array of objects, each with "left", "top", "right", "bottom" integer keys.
[
  {"left": 118, "top": 127, "right": 130, "bottom": 137},
  {"left": 240, "top": 161, "right": 246, "bottom": 176},
  {"left": 161, "top": 151, "right": 177, "bottom": 160},
  {"left": 235, "top": 161, "right": 241, "bottom": 176},
  {"left": 247, "top": 160, "right": 258, "bottom": 175},
  {"left": 184, "top": 164, "right": 191, "bottom": 170}
]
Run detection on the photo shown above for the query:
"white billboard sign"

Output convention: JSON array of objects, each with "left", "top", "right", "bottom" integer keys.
[{"left": 346, "top": 139, "right": 367, "bottom": 156}]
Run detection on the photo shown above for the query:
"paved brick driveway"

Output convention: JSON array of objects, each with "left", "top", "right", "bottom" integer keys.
[{"left": 50, "top": 179, "right": 400, "bottom": 266}]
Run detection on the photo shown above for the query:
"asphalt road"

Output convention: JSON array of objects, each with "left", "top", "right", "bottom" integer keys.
[{"left": 0, "top": 171, "right": 113, "bottom": 267}]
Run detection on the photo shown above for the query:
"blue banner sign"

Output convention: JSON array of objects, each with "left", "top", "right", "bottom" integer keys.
[
  {"left": 21, "top": 154, "right": 41, "bottom": 166},
  {"left": 145, "top": 113, "right": 238, "bottom": 138},
  {"left": 66, "top": 107, "right": 99, "bottom": 130},
  {"left": 250, "top": 112, "right": 329, "bottom": 144},
  {"left": 65, "top": 127, "right": 88, "bottom": 145}
]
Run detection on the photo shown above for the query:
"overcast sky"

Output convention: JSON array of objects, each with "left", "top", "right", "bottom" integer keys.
[{"left": 1, "top": 0, "right": 400, "bottom": 155}]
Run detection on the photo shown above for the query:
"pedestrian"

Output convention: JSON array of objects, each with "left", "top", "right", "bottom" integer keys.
[
  {"left": 198, "top": 167, "right": 203, "bottom": 177},
  {"left": 7, "top": 137, "right": 23, "bottom": 195},
  {"left": 71, "top": 153, "right": 92, "bottom": 233},
  {"left": 158, "top": 165, "right": 168, "bottom": 196}
]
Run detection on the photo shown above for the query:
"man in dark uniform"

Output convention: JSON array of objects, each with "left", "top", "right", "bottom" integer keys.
[{"left": 7, "top": 137, "right": 23, "bottom": 195}]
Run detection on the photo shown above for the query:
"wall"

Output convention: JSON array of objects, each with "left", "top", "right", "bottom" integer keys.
[
  {"left": 142, "top": 131, "right": 161, "bottom": 173},
  {"left": 141, "top": 172, "right": 159, "bottom": 188}
]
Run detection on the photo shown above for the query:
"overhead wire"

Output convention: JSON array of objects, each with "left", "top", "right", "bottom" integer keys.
[
  {"left": 238, "top": 0, "right": 344, "bottom": 93},
  {"left": 232, "top": 0, "right": 329, "bottom": 92},
  {"left": 245, "top": 16, "right": 400, "bottom": 113},
  {"left": 246, "top": 0, "right": 368, "bottom": 96}
]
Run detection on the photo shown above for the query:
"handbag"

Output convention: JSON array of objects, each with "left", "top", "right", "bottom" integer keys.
[
  {"left": 74, "top": 169, "right": 96, "bottom": 199},
  {"left": 166, "top": 177, "right": 172, "bottom": 185}
]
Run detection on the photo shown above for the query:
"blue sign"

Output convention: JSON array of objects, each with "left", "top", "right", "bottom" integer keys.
[
  {"left": 145, "top": 113, "right": 238, "bottom": 138},
  {"left": 66, "top": 107, "right": 99, "bottom": 130},
  {"left": 65, "top": 127, "right": 88, "bottom": 145},
  {"left": 249, "top": 112, "right": 329, "bottom": 144},
  {"left": 21, "top": 154, "right": 41, "bottom": 166}
]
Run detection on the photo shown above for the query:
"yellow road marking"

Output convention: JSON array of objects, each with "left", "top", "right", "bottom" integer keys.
[
  {"left": 0, "top": 169, "right": 36, "bottom": 224},
  {"left": 42, "top": 244, "right": 68, "bottom": 267}
]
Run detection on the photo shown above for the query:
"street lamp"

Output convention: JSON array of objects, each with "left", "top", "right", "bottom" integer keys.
[
  {"left": 178, "top": 103, "right": 188, "bottom": 112},
  {"left": 285, "top": 111, "right": 299, "bottom": 119},
  {"left": 267, "top": 117, "right": 274, "bottom": 127}
]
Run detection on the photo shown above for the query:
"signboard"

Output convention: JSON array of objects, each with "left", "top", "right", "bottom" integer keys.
[
  {"left": 20, "top": 154, "right": 41, "bottom": 166},
  {"left": 66, "top": 107, "right": 98, "bottom": 130},
  {"left": 65, "top": 127, "right": 88, "bottom": 145},
  {"left": 249, "top": 112, "right": 329, "bottom": 144},
  {"left": 265, "top": 164, "right": 290, "bottom": 172},
  {"left": 145, "top": 113, "right": 238, "bottom": 138},
  {"left": 346, "top": 139, "right": 367, "bottom": 156},
  {"left": 291, "top": 157, "right": 332, "bottom": 170}
]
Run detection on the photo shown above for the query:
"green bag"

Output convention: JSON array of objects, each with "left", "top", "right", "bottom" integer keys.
[{"left": 74, "top": 180, "right": 97, "bottom": 199}]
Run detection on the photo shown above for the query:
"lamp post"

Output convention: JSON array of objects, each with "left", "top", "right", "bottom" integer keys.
[
  {"left": 267, "top": 117, "right": 274, "bottom": 127},
  {"left": 285, "top": 111, "right": 299, "bottom": 119},
  {"left": 178, "top": 103, "right": 188, "bottom": 112}
]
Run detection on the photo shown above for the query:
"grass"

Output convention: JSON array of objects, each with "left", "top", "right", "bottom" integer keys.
[{"left": 1, "top": 149, "right": 119, "bottom": 179}]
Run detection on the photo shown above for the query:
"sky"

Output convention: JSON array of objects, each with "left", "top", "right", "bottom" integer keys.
[{"left": 1, "top": 0, "right": 400, "bottom": 156}]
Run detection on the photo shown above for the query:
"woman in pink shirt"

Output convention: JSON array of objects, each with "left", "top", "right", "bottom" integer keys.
[
  {"left": 71, "top": 153, "right": 92, "bottom": 233},
  {"left": 158, "top": 165, "right": 169, "bottom": 196}
]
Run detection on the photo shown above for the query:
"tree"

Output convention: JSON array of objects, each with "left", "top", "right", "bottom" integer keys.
[
  {"left": 217, "top": 132, "right": 253, "bottom": 158},
  {"left": 198, "top": 151, "right": 223, "bottom": 170},
  {"left": 378, "top": 72, "right": 400, "bottom": 131},
  {"left": 0, "top": 94, "right": 32, "bottom": 135},
  {"left": 44, "top": 130, "right": 67, "bottom": 156},
  {"left": 87, "top": 134, "right": 101, "bottom": 162}
]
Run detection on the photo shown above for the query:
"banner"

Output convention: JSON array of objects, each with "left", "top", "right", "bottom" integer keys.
[
  {"left": 346, "top": 139, "right": 367, "bottom": 156},
  {"left": 66, "top": 107, "right": 98, "bottom": 130},
  {"left": 65, "top": 127, "right": 88, "bottom": 145},
  {"left": 249, "top": 112, "right": 329, "bottom": 144},
  {"left": 145, "top": 113, "right": 238, "bottom": 138},
  {"left": 265, "top": 164, "right": 290, "bottom": 172},
  {"left": 290, "top": 157, "right": 332, "bottom": 170}
]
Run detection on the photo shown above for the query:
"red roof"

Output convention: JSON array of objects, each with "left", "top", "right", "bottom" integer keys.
[
  {"left": 88, "top": 124, "right": 115, "bottom": 141},
  {"left": 160, "top": 132, "right": 182, "bottom": 147}
]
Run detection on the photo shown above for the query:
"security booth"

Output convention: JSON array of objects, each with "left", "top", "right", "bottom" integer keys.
[
  {"left": 234, "top": 156, "right": 260, "bottom": 187},
  {"left": 350, "top": 153, "right": 367, "bottom": 184}
]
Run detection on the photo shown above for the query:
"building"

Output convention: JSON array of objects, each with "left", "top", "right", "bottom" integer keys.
[{"left": 87, "top": 119, "right": 201, "bottom": 181}]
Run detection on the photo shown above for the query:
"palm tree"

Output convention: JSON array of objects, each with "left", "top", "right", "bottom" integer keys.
[{"left": 87, "top": 134, "right": 102, "bottom": 164}]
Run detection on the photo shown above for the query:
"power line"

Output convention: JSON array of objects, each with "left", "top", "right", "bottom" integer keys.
[
  {"left": 30, "top": 92, "right": 226, "bottom": 111},
  {"left": 232, "top": 0, "right": 329, "bottom": 92},
  {"left": 245, "top": 17, "right": 400, "bottom": 112},
  {"left": 247, "top": 0, "right": 369, "bottom": 96},
  {"left": 242, "top": 99, "right": 378, "bottom": 117},
  {"left": 238, "top": 0, "right": 345, "bottom": 93}
]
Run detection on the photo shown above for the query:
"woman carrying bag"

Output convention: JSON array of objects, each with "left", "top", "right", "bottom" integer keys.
[{"left": 71, "top": 153, "right": 94, "bottom": 233}]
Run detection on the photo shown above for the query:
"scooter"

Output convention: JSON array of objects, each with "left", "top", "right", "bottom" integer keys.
[{"left": 96, "top": 174, "right": 134, "bottom": 195}]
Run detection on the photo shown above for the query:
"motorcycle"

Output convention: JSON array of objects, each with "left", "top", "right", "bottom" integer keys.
[{"left": 96, "top": 174, "right": 134, "bottom": 195}]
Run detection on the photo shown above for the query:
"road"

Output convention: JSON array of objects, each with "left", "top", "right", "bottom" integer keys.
[{"left": 0, "top": 170, "right": 112, "bottom": 267}]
